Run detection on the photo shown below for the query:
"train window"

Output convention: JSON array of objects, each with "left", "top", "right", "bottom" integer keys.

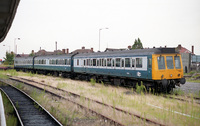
[
  {"left": 174, "top": 56, "right": 181, "bottom": 69},
  {"left": 157, "top": 56, "right": 165, "bottom": 69},
  {"left": 166, "top": 56, "right": 174, "bottom": 69},
  {"left": 148, "top": 58, "right": 152, "bottom": 68},
  {"left": 93, "top": 59, "right": 96, "bottom": 66},
  {"left": 116, "top": 58, "right": 120, "bottom": 67},
  {"left": 65, "top": 59, "right": 67, "bottom": 65},
  {"left": 90, "top": 59, "right": 93, "bottom": 66},
  {"left": 99, "top": 59, "right": 101, "bottom": 66},
  {"left": 77, "top": 59, "right": 79, "bottom": 66},
  {"left": 112, "top": 59, "right": 115, "bottom": 67},
  {"left": 132, "top": 58, "right": 135, "bottom": 68},
  {"left": 103, "top": 59, "right": 107, "bottom": 67},
  {"left": 97, "top": 59, "right": 100, "bottom": 66},
  {"left": 86, "top": 59, "right": 89, "bottom": 66},
  {"left": 136, "top": 58, "right": 142, "bottom": 68},
  {"left": 84, "top": 60, "right": 86, "bottom": 66},
  {"left": 125, "top": 58, "right": 130, "bottom": 67},
  {"left": 121, "top": 59, "right": 125, "bottom": 68},
  {"left": 107, "top": 58, "right": 111, "bottom": 67},
  {"left": 101, "top": 59, "right": 104, "bottom": 66}
]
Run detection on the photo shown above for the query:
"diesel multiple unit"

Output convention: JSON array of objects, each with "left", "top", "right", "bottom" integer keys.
[{"left": 14, "top": 48, "right": 186, "bottom": 92}]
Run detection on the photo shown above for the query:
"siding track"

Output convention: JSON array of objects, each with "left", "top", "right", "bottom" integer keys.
[
  {"left": 0, "top": 80, "right": 62, "bottom": 126},
  {"left": 9, "top": 76, "right": 165, "bottom": 126}
]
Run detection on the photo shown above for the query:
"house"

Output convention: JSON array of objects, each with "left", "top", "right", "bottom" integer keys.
[{"left": 71, "top": 46, "right": 94, "bottom": 54}]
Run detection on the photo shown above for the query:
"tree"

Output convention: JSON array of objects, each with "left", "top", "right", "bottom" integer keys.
[
  {"left": 3, "top": 52, "right": 14, "bottom": 65},
  {"left": 132, "top": 38, "right": 143, "bottom": 49}
]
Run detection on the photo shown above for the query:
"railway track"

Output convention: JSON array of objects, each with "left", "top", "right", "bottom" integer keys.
[
  {"left": 8, "top": 75, "right": 165, "bottom": 126},
  {"left": 163, "top": 94, "right": 200, "bottom": 105},
  {"left": 0, "top": 80, "right": 62, "bottom": 126}
]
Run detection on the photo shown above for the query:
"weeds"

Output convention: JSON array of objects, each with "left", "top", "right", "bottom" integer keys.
[
  {"left": 57, "top": 82, "right": 67, "bottom": 89},
  {"left": 172, "top": 88, "right": 185, "bottom": 95},
  {"left": 90, "top": 78, "right": 96, "bottom": 86}
]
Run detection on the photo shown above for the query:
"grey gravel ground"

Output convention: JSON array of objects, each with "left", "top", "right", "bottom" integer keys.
[{"left": 175, "top": 82, "right": 200, "bottom": 95}]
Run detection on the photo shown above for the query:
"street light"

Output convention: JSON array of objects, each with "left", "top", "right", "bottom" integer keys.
[
  {"left": 99, "top": 27, "right": 108, "bottom": 51},
  {"left": 14, "top": 38, "right": 20, "bottom": 54}
]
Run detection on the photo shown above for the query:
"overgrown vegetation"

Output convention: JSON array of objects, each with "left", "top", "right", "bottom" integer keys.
[
  {"left": 90, "top": 78, "right": 96, "bottom": 86},
  {"left": 1, "top": 90, "right": 18, "bottom": 126}
]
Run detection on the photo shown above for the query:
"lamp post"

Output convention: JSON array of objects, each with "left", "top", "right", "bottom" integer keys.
[
  {"left": 99, "top": 27, "right": 108, "bottom": 51},
  {"left": 14, "top": 38, "right": 20, "bottom": 54}
]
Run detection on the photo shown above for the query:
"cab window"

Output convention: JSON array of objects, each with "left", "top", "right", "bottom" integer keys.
[
  {"left": 174, "top": 56, "right": 181, "bottom": 69},
  {"left": 166, "top": 56, "right": 174, "bottom": 69},
  {"left": 157, "top": 56, "right": 165, "bottom": 69}
]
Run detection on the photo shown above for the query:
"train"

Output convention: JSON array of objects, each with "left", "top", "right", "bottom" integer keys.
[{"left": 14, "top": 48, "right": 186, "bottom": 93}]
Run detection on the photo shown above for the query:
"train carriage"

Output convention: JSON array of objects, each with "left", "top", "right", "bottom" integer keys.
[
  {"left": 73, "top": 48, "right": 185, "bottom": 92},
  {"left": 34, "top": 54, "right": 72, "bottom": 76},
  {"left": 14, "top": 56, "right": 34, "bottom": 71}
]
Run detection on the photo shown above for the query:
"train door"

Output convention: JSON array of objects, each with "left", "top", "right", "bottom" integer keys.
[{"left": 147, "top": 56, "right": 152, "bottom": 79}]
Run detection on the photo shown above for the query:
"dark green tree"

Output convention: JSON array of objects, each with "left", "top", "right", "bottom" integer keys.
[
  {"left": 132, "top": 38, "right": 143, "bottom": 49},
  {"left": 3, "top": 52, "right": 14, "bottom": 65}
]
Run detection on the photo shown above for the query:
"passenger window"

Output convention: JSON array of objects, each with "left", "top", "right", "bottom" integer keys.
[
  {"left": 90, "top": 59, "right": 93, "bottom": 66},
  {"left": 77, "top": 59, "right": 79, "bottom": 66},
  {"left": 166, "top": 56, "right": 174, "bottom": 69},
  {"left": 157, "top": 56, "right": 165, "bottom": 69},
  {"left": 107, "top": 58, "right": 111, "bottom": 67},
  {"left": 84, "top": 60, "right": 86, "bottom": 66},
  {"left": 97, "top": 59, "right": 100, "bottom": 66},
  {"left": 103, "top": 59, "right": 107, "bottom": 67},
  {"left": 132, "top": 58, "right": 135, "bottom": 68},
  {"left": 87, "top": 59, "right": 90, "bottom": 66},
  {"left": 116, "top": 58, "right": 120, "bottom": 67},
  {"left": 112, "top": 59, "right": 115, "bottom": 67},
  {"left": 136, "top": 58, "right": 142, "bottom": 68},
  {"left": 121, "top": 59, "right": 125, "bottom": 68},
  {"left": 174, "top": 56, "right": 181, "bottom": 69},
  {"left": 93, "top": 59, "right": 96, "bottom": 66},
  {"left": 125, "top": 58, "right": 130, "bottom": 67}
]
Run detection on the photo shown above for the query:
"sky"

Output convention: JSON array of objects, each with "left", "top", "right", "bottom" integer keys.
[{"left": 0, "top": 0, "right": 200, "bottom": 59}]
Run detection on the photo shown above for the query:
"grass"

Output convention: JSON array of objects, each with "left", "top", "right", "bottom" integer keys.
[
  {"left": 1, "top": 90, "right": 18, "bottom": 126},
  {"left": 1, "top": 69, "right": 200, "bottom": 125}
]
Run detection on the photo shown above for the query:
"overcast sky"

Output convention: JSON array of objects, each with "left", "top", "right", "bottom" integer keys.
[{"left": 0, "top": 0, "right": 200, "bottom": 59}]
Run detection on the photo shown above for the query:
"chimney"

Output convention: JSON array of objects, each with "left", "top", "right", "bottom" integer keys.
[
  {"left": 91, "top": 48, "right": 93, "bottom": 52},
  {"left": 128, "top": 45, "right": 132, "bottom": 50},
  {"left": 82, "top": 46, "right": 85, "bottom": 50},
  {"left": 165, "top": 45, "right": 167, "bottom": 48},
  {"left": 32, "top": 50, "right": 34, "bottom": 54},
  {"left": 62, "top": 49, "right": 65, "bottom": 54},
  {"left": 66, "top": 48, "right": 69, "bottom": 54},
  {"left": 178, "top": 44, "right": 181, "bottom": 50},
  {"left": 192, "top": 45, "right": 194, "bottom": 54}
]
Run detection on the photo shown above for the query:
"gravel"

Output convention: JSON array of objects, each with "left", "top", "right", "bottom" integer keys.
[{"left": 175, "top": 82, "right": 200, "bottom": 95}]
